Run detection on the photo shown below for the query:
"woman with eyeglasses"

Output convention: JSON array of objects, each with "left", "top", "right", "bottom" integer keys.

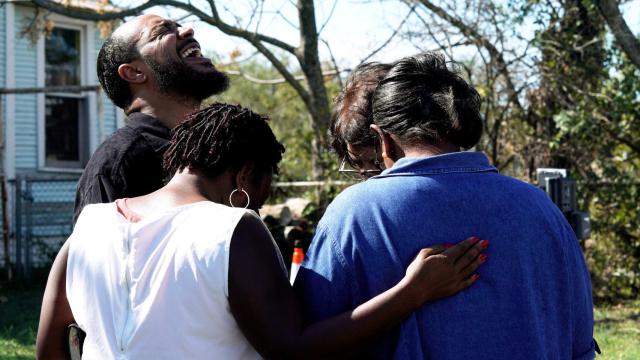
[
  {"left": 296, "top": 52, "right": 596, "bottom": 359},
  {"left": 331, "top": 62, "right": 390, "bottom": 181},
  {"left": 37, "top": 103, "right": 487, "bottom": 359}
]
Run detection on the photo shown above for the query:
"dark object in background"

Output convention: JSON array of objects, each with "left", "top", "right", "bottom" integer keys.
[
  {"left": 537, "top": 168, "right": 591, "bottom": 240},
  {"left": 67, "top": 323, "right": 85, "bottom": 359},
  {"left": 262, "top": 214, "right": 313, "bottom": 271}
]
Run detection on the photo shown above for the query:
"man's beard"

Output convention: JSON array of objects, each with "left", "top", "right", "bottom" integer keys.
[{"left": 144, "top": 56, "right": 229, "bottom": 102}]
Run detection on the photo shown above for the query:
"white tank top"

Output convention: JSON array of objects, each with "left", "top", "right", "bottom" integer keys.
[{"left": 67, "top": 201, "right": 281, "bottom": 359}]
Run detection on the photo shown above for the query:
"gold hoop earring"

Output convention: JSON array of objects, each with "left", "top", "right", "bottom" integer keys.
[{"left": 229, "top": 188, "right": 250, "bottom": 209}]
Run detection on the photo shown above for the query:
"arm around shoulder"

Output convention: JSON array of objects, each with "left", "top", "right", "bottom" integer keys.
[{"left": 36, "top": 240, "right": 75, "bottom": 360}]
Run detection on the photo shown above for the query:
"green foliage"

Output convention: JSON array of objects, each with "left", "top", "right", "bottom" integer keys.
[
  {"left": 434, "top": 0, "right": 639, "bottom": 302},
  {"left": 551, "top": 49, "right": 640, "bottom": 301},
  {"left": 214, "top": 59, "right": 313, "bottom": 182},
  {"left": 213, "top": 56, "right": 341, "bottom": 185},
  {"left": 505, "top": 0, "right": 639, "bottom": 301}
]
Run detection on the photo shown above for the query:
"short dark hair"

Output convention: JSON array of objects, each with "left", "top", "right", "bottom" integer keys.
[
  {"left": 330, "top": 62, "right": 391, "bottom": 159},
  {"left": 97, "top": 35, "right": 139, "bottom": 109},
  {"left": 163, "top": 103, "right": 285, "bottom": 180},
  {"left": 372, "top": 52, "right": 483, "bottom": 149}
]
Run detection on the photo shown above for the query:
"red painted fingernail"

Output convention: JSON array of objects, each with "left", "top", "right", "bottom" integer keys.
[
  {"left": 479, "top": 254, "right": 487, "bottom": 263},
  {"left": 444, "top": 243, "right": 454, "bottom": 248},
  {"left": 472, "top": 274, "right": 480, "bottom": 281},
  {"left": 479, "top": 240, "right": 489, "bottom": 249}
]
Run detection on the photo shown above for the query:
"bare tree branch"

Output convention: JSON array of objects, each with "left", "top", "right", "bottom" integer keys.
[
  {"left": 31, "top": 0, "right": 298, "bottom": 54},
  {"left": 30, "top": 0, "right": 343, "bottom": 178},
  {"left": 31, "top": 0, "right": 156, "bottom": 20},
  {"left": 360, "top": 4, "right": 416, "bottom": 64},
  {"left": 317, "top": 0, "right": 339, "bottom": 36},
  {"left": 410, "top": 0, "right": 525, "bottom": 115},
  {"left": 593, "top": 0, "right": 640, "bottom": 70},
  {"left": 296, "top": 0, "right": 329, "bottom": 118},
  {"left": 226, "top": 68, "right": 341, "bottom": 85},
  {"left": 321, "top": 38, "right": 344, "bottom": 89},
  {"left": 244, "top": 36, "right": 312, "bottom": 106}
]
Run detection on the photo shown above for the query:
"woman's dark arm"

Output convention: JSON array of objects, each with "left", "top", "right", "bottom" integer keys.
[
  {"left": 36, "top": 240, "right": 75, "bottom": 360},
  {"left": 228, "top": 213, "right": 486, "bottom": 359}
]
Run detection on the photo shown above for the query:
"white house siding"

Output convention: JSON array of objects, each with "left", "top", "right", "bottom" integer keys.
[
  {"left": 0, "top": 5, "right": 5, "bottom": 88},
  {"left": 0, "top": 5, "right": 121, "bottom": 270},
  {"left": 14, "top": 5, "right": 38, "bottom": 170},
  {"left": 1, "top": 4, "right": 6, "bottom": 135},
  {"left": 12, "top": 5, "right": 121, "bottom": 173}
]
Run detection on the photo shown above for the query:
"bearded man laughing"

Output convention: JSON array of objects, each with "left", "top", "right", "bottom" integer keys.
[{"left": 74, "top": 15, "right": 229, "bottom": 223}]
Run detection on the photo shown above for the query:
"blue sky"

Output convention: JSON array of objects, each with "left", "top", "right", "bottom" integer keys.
[{"left": 134, "top": 0, "right": 640, "bottom": 70}]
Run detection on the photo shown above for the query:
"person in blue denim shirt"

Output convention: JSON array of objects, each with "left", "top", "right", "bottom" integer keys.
[{"left": 295, "top": 52, "right": 596, "bottom": 359}]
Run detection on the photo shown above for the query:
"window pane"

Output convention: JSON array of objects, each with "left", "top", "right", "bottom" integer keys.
[
  {"left": 45, "top": 28, "right": 81, "bottom": 87},
  {"left": 45, "top": 96, "right": 84, "bottom": 165}
]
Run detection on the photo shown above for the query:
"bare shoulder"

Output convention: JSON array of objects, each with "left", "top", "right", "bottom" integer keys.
[{"left": 232, "top": 211, "right": 273, "bottom": 248}]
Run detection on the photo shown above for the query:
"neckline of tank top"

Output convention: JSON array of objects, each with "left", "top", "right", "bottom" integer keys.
[{"left": 112, "top": 200, "right": 228, "bottom": 226}]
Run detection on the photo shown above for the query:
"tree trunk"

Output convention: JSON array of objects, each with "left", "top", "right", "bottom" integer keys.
[
  {"left": 594, "top": 0, "right": 640, "bottom": 70},
  {"left": 297, "top": 0, "right": 331, "bottom": 179}
]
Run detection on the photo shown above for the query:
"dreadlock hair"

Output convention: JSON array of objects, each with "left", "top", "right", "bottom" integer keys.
[{"left": 163, "top": 103, "right": 285, "bottom": 182}]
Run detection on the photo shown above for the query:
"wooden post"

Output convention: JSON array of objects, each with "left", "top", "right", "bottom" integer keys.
[
  {"left": 25, "top": 178, "right": 32, "bottom": 281},
  {"left": 2, "top": 176, "right": 11, "bottom": 281},
  {"left": 14, "top": 177, "right": 22, "bottom": 279},
  {"left": 0, "top": 96, "right": 11, "bottom": 281}
]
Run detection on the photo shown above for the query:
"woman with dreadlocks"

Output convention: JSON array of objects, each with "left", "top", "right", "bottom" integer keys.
[{"left": 37, "top": 103, "right": 486, "bottom": 359}]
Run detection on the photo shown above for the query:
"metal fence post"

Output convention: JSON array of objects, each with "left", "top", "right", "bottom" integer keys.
[
  {"left": 14, "top": 177, "right": 22, "bottom": 279},
  {"left": 25, "top": 177, "right": 33, "bottom": 280}
]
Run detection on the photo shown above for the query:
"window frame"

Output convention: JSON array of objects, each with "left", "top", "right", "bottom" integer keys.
[{"left": 37, "top": 17, "right": 97, "bottom": 173}]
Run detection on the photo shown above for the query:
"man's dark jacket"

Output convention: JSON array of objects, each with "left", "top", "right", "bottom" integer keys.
[{"left": 73, "top": 112, "right": 170, "bottom": 223}]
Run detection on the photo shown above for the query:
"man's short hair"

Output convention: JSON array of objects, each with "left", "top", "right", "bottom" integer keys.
[{"left": 97, "top": 36, "right": 140, "bottom": 109}]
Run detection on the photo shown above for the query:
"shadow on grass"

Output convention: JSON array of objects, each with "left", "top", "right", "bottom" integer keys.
[
  {"left": 0, "top": 280, "right": 46, "bottom": 348},
  {"left": 595, "top": 312, "right": 640, "bottom": 325},
  {"left": 0, "top": 354, "right": 35, "bottom": 360}
]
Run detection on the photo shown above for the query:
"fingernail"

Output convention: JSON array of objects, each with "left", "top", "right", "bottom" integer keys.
[
  {"left": 472, "top": 274, "right": 480, "bottom": 282},
  {"left": 479, "top": 254, "right": 487, "bottom": 263},
  {"left": 470, "top": 236, "right": 480, "bottom": 243},
  {"left": 479, "top": 240, "right": 489, "bottom": 249},
  {"left": 444, "top": 243, "right": 454, "bottom": 248}
]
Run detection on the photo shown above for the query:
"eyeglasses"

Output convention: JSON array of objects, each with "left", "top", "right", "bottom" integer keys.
[{"left": 338, "top": 145, "right": 385, "bottom": 181}]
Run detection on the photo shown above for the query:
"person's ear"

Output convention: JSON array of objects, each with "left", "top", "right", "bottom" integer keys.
[
  {"left": 370, "top": 124, "right": 397, "bottom": 164},
  {"left": 117, "top": 63, "right": 147, "bottom": 84},
  {"left": 234, "top": 162, "right": 255, "bottom": 191}
]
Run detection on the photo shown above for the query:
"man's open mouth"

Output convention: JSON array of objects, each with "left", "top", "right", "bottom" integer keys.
[
  {"left": 180, "top": 43, "right": 202, "bottom": 59},
  {"left": 180, "top": 45, "right": 202, "bottom": 59}
]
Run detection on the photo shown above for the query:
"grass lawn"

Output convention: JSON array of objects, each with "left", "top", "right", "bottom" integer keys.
[
  {"left": 0, "top": 283, "right": 43, "bottom": 360},
  {"left": 1, "top": 282, "right": 638, "bottom": 359}
]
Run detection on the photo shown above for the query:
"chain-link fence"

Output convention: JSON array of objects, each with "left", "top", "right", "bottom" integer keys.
[{"left": 7, "top": 177, "right": 77, "bottom": 280}]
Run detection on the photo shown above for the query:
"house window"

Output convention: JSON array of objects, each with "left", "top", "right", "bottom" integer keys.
[{"left": 44, "top": 27, "right": 88, "bottom": 168}]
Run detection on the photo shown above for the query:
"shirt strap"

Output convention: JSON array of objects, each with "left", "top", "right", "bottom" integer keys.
[{"left": 115, "top": 198, "right": 144, "bottom": 223}]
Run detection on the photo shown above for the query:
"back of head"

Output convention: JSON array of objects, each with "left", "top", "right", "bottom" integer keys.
[
  {"left": 330, "top": 62, "right": 391, "bottom": 158},
  {"left": 163, "top": 103, "right": 285, "bottom": 180},
  {"left": 372, "top": 52, "right": 483, "bottom": 150},
  {"left": 97, "top": 35, "right": 139, "bottom": 109}
]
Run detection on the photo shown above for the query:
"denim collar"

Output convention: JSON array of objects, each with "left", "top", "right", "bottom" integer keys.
[{"left": 374, "top": 151, "right": 498, "bottom": 178}]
